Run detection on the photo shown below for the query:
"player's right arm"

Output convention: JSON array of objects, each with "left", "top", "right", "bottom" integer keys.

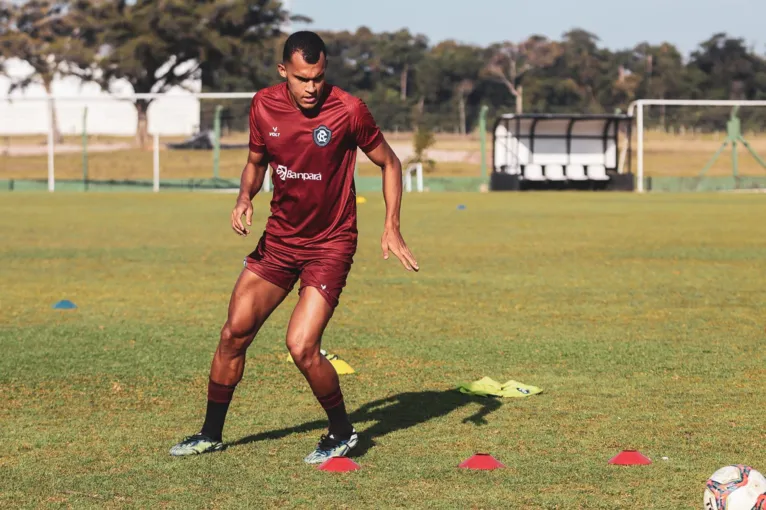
[
  {"left": 231, "top": 149, "right": 268, "bottom": 237},
  {"left": 232, "top": 95, "right": 270, "bottom": 237}
]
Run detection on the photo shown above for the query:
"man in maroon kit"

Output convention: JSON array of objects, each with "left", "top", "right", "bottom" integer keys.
[{"left": 170, "top": 31, "right": 419, "bottom": 463}]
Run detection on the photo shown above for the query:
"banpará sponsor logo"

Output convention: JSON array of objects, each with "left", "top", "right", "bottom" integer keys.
[{"left": 275, "top": 164, "right": 322, "bottom": 181}]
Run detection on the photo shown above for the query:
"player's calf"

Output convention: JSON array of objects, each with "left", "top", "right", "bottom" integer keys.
[
  {"left": 286, "top": 287, "right": 356, "bottom": 441},
  {"left": 198, "top": 321, "right": 258, "bottom": 443},
  {"left": 169, "top": 320, "right": 260, "bottom": 458},
  {"left": 286, "top": 337, "right": 354, "bottom": 440},
  {"left": 170, "top": 266, "right": 291, "bottom": 457},
  {"left": 210, "top": 321, "right": 257, "bottom": 385}
]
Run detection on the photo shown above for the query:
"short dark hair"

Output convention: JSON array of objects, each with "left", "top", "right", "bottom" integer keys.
[{"left": 282, "top": 31, "right": 327, "bottom": 64}]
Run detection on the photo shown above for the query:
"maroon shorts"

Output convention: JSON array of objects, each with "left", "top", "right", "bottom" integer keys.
[{"left": 243, "top": 234, "right": 353, "bottom": 309}]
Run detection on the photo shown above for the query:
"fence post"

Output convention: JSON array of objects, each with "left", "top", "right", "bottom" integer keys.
[
  {"left": 479, "top": 105, "right": 489, "bottom": 182},
  {"left": 47, "top": 95, "right": 55, "bottom": 192},
  {"left": 637, "top": 103, "right": 644, "bottom": 193},
  {"left": 82, "top": 106, "right": 88, "bottom": 191},
  {"left": 213, "top": 104, "right": 222, "bottom": 180},
  {"left": 153, "top": 133, "right": 160, "bottom": 192}
]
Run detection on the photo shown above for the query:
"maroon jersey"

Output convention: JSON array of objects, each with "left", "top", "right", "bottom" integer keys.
[{"left": 248, "top": 82, "right": 383, "bottom": 258}]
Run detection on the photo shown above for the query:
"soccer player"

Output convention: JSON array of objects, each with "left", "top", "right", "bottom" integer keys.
[{"left": 169, "top": 31, "right": 418, "bottom": 463}]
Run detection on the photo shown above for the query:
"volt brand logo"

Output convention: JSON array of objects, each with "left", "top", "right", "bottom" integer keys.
[
  {"left": 275, "top": 164, "right": 322, "bottom": 181},
  {"left": 269, "top": 126, "right": 280, "bottom": 137}
]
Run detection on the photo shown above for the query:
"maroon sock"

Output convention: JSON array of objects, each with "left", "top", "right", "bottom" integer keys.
[
  {"left": 207, "top": 379, "right": 237, "bottom": 404},
  {"left": 201, "top": 379, "right": 237, "bottom": 441},
  {"left": 317, "top": 387, "right": 353, "bottom": 438}
]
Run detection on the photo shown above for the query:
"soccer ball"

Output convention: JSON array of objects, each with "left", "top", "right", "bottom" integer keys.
[{"left": 704, "top": 465, "right": 766, "bottom": 509}]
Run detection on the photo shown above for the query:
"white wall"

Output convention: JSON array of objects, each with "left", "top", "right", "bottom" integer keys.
[{"left": 0, "top": 58, "right": 202, "bottom": 136}]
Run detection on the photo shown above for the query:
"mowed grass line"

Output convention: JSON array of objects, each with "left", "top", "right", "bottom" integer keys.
[{"left": 1, "top": 192, "right": 766, "bottom": 509}]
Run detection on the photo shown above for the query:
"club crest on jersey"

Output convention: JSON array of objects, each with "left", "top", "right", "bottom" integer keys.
[{"left": 312, "top": 125, "right": 332, "bottom": 147}]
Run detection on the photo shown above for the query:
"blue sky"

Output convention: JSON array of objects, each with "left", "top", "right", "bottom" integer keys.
[{"left": 289, "top": 0, "right": 764, "bottom": 56}]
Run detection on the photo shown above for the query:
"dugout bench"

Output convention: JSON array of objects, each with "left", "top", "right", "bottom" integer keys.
[{"left": 490, "top": 113, "right": 635, "bottom": 191}]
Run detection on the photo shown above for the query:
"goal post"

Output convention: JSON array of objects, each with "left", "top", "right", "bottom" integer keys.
[{"left": 628, "top": 99, "right": 766, "bottom": 193}]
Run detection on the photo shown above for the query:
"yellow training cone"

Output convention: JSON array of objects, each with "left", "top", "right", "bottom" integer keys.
[{"left": 329, "top": 358, "right": 355, "bottom": 375}]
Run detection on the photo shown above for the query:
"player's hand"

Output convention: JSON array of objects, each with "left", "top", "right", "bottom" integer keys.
[
  {"left": 231, "top": 198, "right": 253, "bottom": 237},
  {"left": 381, "top": 225, "right": 418, "bottom": 272}
]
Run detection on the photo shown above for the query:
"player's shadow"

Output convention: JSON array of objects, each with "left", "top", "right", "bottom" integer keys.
[{"left": 230, "top": 390, "right": 502, "bottom": 457}]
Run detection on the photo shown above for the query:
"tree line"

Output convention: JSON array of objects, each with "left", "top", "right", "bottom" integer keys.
[{"left": 2, "top": 0, "right": 766, "bottom": 147}]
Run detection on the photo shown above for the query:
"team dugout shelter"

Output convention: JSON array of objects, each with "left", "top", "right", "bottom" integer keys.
[{"left": 490, "top": 113, "right": 635, "bottom": 191}]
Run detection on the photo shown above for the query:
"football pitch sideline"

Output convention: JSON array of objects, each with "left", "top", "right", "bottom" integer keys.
[{"left": 1, "top": 191, "right": 765, "bottom": 509}]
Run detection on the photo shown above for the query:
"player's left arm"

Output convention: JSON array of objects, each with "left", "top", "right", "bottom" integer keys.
[
  {"left": 231, "top": 93, "right": 270, "bottom": 237},
  {"left": 365, "top": 140, "right": 419, "bottom": 272},
  {"left": 231, "top": 149, "right": 269, "bottom": 237}
]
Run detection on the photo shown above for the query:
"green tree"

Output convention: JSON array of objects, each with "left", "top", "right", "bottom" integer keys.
[
  {"left": 200, "top": 32, "right": 286, "bottom": 132},
  {"left": 0, "top": 0, "right": 93, "bottom": 142},
  {"left": 320, "top": 27, "right": 380, "bottom": 93},
  {"left": 625, "top": 42, "right": 688, "bottom": 128},
  {"left": 484, "top": 35, "right": 561, "bottom": 114},
  {"left": 376, "top": 29, "right": 429, "bottom": 101},
  {"left": 559, "top": 29, "right": 608, "bottom": 112},
  {"left": 0, "top": 1, "right": 9, "bottom": 75},
  {"left": 688, "top": 33, "right": 765, "bottom": 100},
  {"left": 424, "top": 40, "right": 484, "bottom": 133},
  {"left": 73, "top": 0, "right": 298, "bottom": 148},
  {"left": 684, "top": 33, "right": 766, "bottom": 131},
  {"left": 407, "top": 122, "right": 436, "bottom": 173},
  {"left": 167, "top": 24, "right": 766, "bottom": 133}
]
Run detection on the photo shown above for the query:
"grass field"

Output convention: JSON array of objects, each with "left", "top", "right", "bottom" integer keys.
[
  {"left": 4, "top": 130, "right": 766, "bottom": 183},
  {"left": 2, "top": 191, "right": 766, "bottom": 508}
]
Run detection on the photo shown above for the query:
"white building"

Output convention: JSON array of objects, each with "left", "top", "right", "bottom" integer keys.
[{"left": 0, "top": 58, "right": 203, "bottom": 136}]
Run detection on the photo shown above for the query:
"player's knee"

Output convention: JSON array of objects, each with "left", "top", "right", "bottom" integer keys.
[
  {"left": 219, "top": 322, "right": 254, "bottom": 355},
  {"left": 286, "top": 339, "right": 320, "bottom": 371}
]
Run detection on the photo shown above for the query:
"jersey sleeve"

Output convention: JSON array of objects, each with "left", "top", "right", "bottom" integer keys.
[
  {"left": 248, "top": 94, "right": 267, "bottom": 154},
  {"left": 350, "top": 98, "right": 384, "bottom": 153}
]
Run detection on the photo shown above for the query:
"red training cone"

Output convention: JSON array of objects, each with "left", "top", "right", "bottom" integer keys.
[
  {"left": 608, "top": 450, "right": 652, "bottom": 465},
  {"left": 459, "top": 453, "right": 506, "bottom": 470},
  {"left": 317, "top": 457, "right": 361, "bottom": 472}
]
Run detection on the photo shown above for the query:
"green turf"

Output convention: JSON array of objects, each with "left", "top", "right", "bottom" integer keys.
[{"left": 2, "top": 191, "right": 765, "bottom": 509}]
